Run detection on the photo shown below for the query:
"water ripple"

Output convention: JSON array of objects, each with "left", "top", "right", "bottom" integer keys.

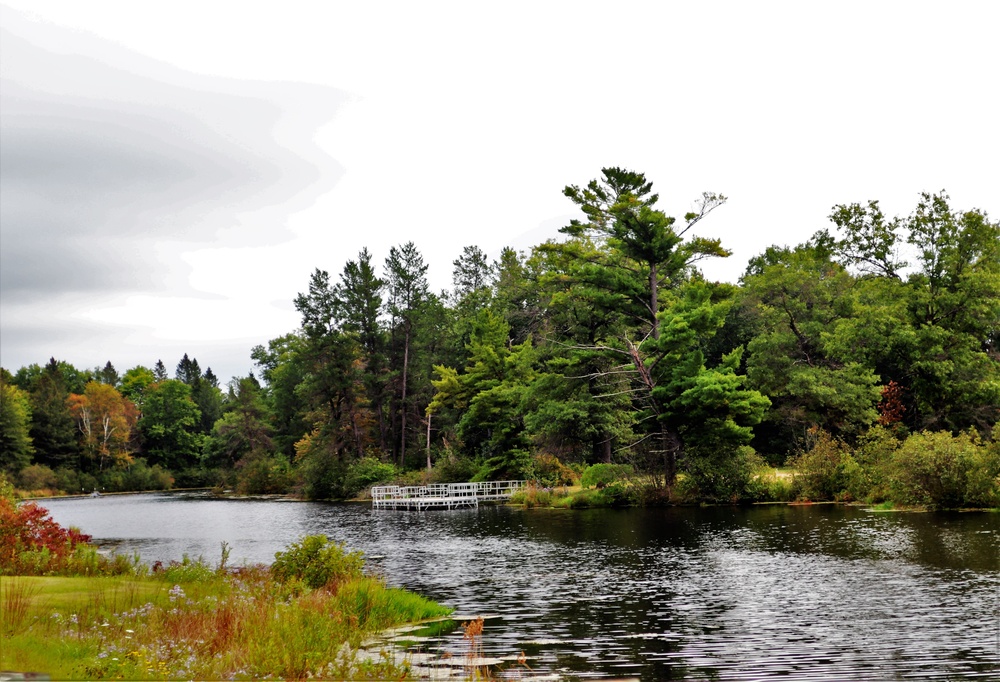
[{"left": 43, "top": 496, "right": 1000, "bottom": 680}]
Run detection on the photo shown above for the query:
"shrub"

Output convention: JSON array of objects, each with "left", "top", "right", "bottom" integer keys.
[
  {"left": 235, "top": 454, "right": 294, "bottom": 495},
  {"left": 1, "top": 473, "right": 19, "bottom": 503},
  {"left": 172, "top": 466, "right": 218, "bottom": 489},
  {"left": 430, "top": 449, "right": 480, "bottom": 483},
  {"left": 581, "top": 463, "right": 633, "bottom": 489},
  {"left": 753, "top": 468, "right": 796, "bottom": 502},
  {"left": 98, "top": 459, "right": 175, "bottom": 493},
  {"left": 966, "top": 439, "right": 1000, "bottom": 508},
  {"left": 677, "top": 446, "right": 769, "bottom": 503},
  {"left": 848, "top": 425, "right": 901, "bottom": 502},
  {"left": 471, "top": 449, "right": 534, "bottom": 482},
  {"left": 0, "top": 497, "right": 91, "bottom": 575},
  {"left": 343, "top": 457, "right": 398, "bottom": 497},
  {"left": 788, "top": 429, "right": 857, "bottom": 501},
  {"left": 600, "top": 479, "right": 638, "bottom": 506},
  {"left": 271, "top": 535, "right": 364, "bottom": 590},
  {"left": 886, "top": 431, "right": 999, "bottom": 508},
  {"left": 54, "top": 467, "right": 92, "bottom": 495},
  {"left": 17, "top": 464, "right": 58, "bottom": 493},
  {"left": 531, "top": 453, "right": 577, "bottom": 487},
  {"left": 159, "top": 554, "right": 218, "bottom": 583},
  {"left": 552, "top": 488, "right": 604, "bottom": 509}
]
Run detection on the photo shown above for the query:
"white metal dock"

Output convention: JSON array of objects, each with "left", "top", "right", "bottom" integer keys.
[{"left": 370, "top": 480, "right": 526, "bottom": 510}]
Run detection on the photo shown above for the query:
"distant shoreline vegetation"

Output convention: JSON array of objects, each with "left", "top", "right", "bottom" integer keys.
[{"left": 2, "top": 170, "right": 998, "bottom": 509}]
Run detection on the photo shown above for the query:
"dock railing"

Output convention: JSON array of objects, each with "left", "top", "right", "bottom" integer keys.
[{"left": 371, "top": 480, "right": 526, "bottom": 510}]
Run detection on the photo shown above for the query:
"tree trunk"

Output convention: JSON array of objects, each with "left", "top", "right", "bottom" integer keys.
[
  {"left": 662, "top": 426, "right": 680, "bottom": 491},
  {"left": 400, "top": 324, "right": 410, "bottom": 467},
  {"left": 649, "top": 262, "right": 659, "bottom": 340},
  {"left": 595, "top": 435, "right": 612, "bottom": 463},
  {"left": 426, "top": 413, "right": 432, "bottom": 471}
]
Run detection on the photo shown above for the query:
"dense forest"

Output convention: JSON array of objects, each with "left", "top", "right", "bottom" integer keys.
[{"left": 2, "top": 169, "right": 998, "bottom": 506}]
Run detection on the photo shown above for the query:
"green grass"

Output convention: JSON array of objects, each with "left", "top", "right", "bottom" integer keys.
[{"left": 2, "top": 568, "right": 451, "bottom": 679}]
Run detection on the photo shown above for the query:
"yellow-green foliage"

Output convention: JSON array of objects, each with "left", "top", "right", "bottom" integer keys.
[
  {"left": 789, "top": 427, "right": 999, "bottom": 508},
  {"left": 509, "top": 484, "right": 570, "bottom": 508},
  {"left": 580, "top": 463, "right": 633, "bottom": 489},
  {"left": 848, "top": 425, "right": 900, "bottom": 502},
  {"left": 530, "top": 454, "right": 578, "bottom": 487},
  {"left": 271, "top": 535, "right": 364, "bottom": 590},
  {"left": 789, "top": 429, "right": 859, "bottom": 501},
  {"left": 886, "top": 430, "right": 1000, "bottom": 508}
]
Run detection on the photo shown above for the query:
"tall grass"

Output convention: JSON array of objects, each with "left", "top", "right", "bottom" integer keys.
[
  {"left": 2, "top": 577, "right": 39, "bottom": 637},
  {"left": 3, "top": 551, "right": 451, "bottom": 679}
]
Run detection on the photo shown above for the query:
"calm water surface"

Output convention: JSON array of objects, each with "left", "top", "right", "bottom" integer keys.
[{"left": 44, "top": 493, "right": 999, "bottom": 680}]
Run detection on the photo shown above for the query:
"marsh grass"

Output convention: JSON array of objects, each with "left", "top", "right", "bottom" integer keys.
[
  {"left": 509, "top": 484, "right": 570, "bottom": 508},
  {"left": 462, "top": 615, "right": 486, "bottom": 678},
  {"left": 3, "top": 558, "right": 450, "bottom": 679},
  {"left": 2, "top": 577, "right": 39, "bottom": 636}
]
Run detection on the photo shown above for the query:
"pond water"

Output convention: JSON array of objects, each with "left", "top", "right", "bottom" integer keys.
[{"left": 43, "top": 493, "right": 999, "bottom": 680}]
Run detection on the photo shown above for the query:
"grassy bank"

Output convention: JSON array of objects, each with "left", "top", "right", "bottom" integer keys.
[
  {"left": 1, "top": 481, "right": 452, "bottom": 680},
  {"left": 2, "top": 558, "right": 451, "bottom": 679}
]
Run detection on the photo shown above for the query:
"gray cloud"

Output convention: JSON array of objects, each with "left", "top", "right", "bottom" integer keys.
[
  {"left": 0, "top": 10, "right": 345, "bottom": 376},
  {"left": 0, "top": 19, "right": 344, "bottom": 305}
]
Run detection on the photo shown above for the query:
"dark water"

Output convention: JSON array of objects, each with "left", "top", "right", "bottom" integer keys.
[{"left": 43, "top": 493, "right": 1000, "bottom": 680}]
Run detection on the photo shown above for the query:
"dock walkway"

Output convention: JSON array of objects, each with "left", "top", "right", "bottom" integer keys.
[{"left": 370, "top": 480, "right": 526, "bottom": 510}]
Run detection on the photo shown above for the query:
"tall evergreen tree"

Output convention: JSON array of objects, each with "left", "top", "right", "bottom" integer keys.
[
  {"left": 97, "top": 361, "right": 120, "bottom": 387},
  {"left": 26, "top": 358, "right": 81, "bottom": 469},
  {"left": 153, "top": 360, "right": 168, "bottom": 381},
  {"left": 336, "top": 248, "right": 389, "bottom": 451},
  {"left": 385, "top": 242, "right": 430, "bottom": 465}
]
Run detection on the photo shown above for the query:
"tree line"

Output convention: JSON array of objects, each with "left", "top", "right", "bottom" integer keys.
[{"left": 2, "top": 168, "right": 998, "bottom": 502}]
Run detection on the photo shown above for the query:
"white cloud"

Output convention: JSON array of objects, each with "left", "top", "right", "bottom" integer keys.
[{"left": 1, "top": 1, "right": 998, "bottom": 380}]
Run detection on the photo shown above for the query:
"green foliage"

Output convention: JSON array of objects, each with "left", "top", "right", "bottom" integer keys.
[
  {"left": 0, "top": 472, "right": 18, "bottom": 503},
  {"left": 530, "top": 453, "right": 578, "bottom": 486},
  {"left": 788, "top": 429, "right": 858, "bottom": 501},
  {"left": 743, "top": 242, "right": 881, "bottom": 449},
  {"left": 53, "top": 467, "right": 98, "bottom": 495},
  {"left": 343, "top": 456, "right": 398, "bottom": 496},
  {"left": 95, "top": 459, "right": 174, "bottom": 493},
  {"left": 677, "top": 446, "right": 770, "bottom": 503},
  {"left": 140, "top": 379, "right": 203, "bottom": 470},
  {"left": 827, "top": 193, "right": 1000, "bottom": 434},
  {"left": 251, "top": 333, "right": 312, "bottom": 458},
  {"left": 0, "top": 374, "right": 34, "bottom": 473},
  {"left": 510, "top": 485, "right": 559, "bottom": 508},
  {"left": 424, "top": 448, "right": 473, "bottom": 484},
  {"left": 599, "top": 479, "right": 639, "bottom": 506},
  {"left": 271, "top": 535, "right": 364, "bottom": 590},
  {"left": 471, "top": 448, "right": 533, "bottom": 482},
  {"left": 23, "top": 358, "right": 82, "bottom": 470},
  {"left": 648, "top": 281, "right": 771, "bottom": 483},
  {"left": 581, "top": 462, "right": 634, "bottom": 488},
  {"left": 231, "top": 453, "right": 294, "bottom": 495},
  {"left": 885, "top": 431, "right": 999, "bottom": 508},
  {"left": 7, "top": 182, "right": 997, "bottom": 508},
  {"left": 17, "top": 463, "right": 58, "bottom": 492},
  {"left": 119, "top": 365, "right": 155, "bottom": 407},
  {"left": 847, "top": 425, "right": 901, "bottom": 502},
  {"left": 158, "top": 555, "right": 218, "bottom": 583},
  {"left": 550, "top": 486, "right": 631, "bottom": 508}
]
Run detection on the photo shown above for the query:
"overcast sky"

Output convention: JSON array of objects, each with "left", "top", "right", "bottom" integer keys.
[{"left": 2, "top": 1, "right": 998, "bottom": 384}]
